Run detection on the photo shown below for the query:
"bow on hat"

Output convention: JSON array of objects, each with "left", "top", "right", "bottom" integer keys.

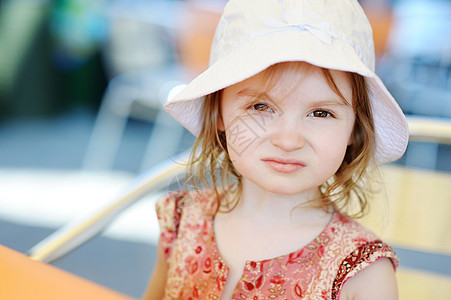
[{"left": 262, "top": 0, "right": 337, "bottom": 44}]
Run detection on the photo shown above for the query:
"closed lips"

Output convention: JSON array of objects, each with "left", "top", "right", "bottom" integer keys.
[{"left": 261, "top": 157, "right": 306, "bottom": 173}]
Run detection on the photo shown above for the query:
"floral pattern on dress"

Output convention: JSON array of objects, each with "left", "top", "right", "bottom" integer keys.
[
  {"left": 330, "top": 240, "right": 398, "bottom": 300},
  {"left": 156, "top": 190, "right": 398, "bottom": 299}
]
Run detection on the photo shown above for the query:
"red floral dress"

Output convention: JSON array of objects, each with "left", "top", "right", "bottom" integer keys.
[{"left": 156, "top": 190, "right": 398, "bottom": 299}]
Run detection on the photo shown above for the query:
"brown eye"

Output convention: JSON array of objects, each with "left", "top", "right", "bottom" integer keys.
[
  {"left": 315, "top": 111, "right": 329, "bottom": 117},
  {"left": 309, "top": 110, "right": 333, "bottom": 118},
  {"left": 252, "top": 103, "right": 274, "bottom": 112}
]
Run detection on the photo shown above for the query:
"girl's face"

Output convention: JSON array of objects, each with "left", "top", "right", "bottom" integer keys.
[{"left": 219, "top": 63, "right": 355, "bottom": 197}]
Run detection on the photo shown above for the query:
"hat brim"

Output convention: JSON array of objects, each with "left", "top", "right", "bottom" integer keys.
[{"left": 165, "top": 29, "right": 408, "bottom": 164}]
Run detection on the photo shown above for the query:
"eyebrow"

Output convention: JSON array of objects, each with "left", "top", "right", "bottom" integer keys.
[
  {"left": 237, "top": 88, "right": 351, "bottom": 107},
  {"left": 236, "top": 89, "right": 277, "bottom": 104},
  {"left": 309, "top": 99, "right": 351, "bottom": 107}
]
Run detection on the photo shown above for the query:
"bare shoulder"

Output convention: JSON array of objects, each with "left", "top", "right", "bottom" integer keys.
[{"left": 340, "top": 258, "right": 398, "bottom": 300}]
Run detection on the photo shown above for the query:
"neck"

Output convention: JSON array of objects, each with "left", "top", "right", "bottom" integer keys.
[{"left": 228, "top": 179, "right": 329, "bottom": 227}]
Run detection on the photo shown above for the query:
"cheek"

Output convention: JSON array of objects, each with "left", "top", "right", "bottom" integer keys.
[
  {"left": 316, "top": 130, "right": 351, "bottom": 166},
  {"left": 224, "top": 119, "right": 261, "bottom": 158},
  {"left": 316, "top": 146, "right": 348, "bottom": 184}
]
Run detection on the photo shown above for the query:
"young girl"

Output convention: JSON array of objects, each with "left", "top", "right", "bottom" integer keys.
[{"left": 143, "top": 0, "right": 409, "bottom": 299}]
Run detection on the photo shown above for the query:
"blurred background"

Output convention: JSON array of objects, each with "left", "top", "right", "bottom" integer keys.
[{"left": 0, "top": 0, "right": 450, "bottom": 298}]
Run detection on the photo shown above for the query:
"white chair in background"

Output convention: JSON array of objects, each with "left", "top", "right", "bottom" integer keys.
[{"left": 83, "top": 1, "right": 222, "bottom": 172}]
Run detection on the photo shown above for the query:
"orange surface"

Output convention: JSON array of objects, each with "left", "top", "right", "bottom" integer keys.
[{"left": 0, "top": 245, "right": 134, "bottom": 300}]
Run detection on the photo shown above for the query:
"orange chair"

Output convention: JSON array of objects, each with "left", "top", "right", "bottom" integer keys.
[
  {"left": 0, "top": 245, "right": 133, "bottom": 300},
  {"left": 363, "top": 4, "right": 393, "bottom": 58},
  {"left": 175, "top": 2, "right": 222, "bottom": 77}
]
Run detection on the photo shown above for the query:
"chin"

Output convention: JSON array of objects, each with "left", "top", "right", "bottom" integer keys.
[
  {"left": 258, "top": 182, "right": 317, "bottom": 197},
  {"left": 241, "top": 172, "right": 321, "bottom": 197}
]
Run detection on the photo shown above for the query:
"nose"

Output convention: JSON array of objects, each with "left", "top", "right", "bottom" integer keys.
[{"left": 270, "top": 115, "right": 305, "bottom": 151}]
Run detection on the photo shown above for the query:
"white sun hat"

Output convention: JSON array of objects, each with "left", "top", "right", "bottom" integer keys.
[{"left": 164, "top": 0, "right": 409, "bottom": 164}]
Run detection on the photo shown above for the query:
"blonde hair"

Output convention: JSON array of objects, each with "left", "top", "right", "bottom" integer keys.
[{"left": 187, "top": 62, "right": 376, "bottom": 217}]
